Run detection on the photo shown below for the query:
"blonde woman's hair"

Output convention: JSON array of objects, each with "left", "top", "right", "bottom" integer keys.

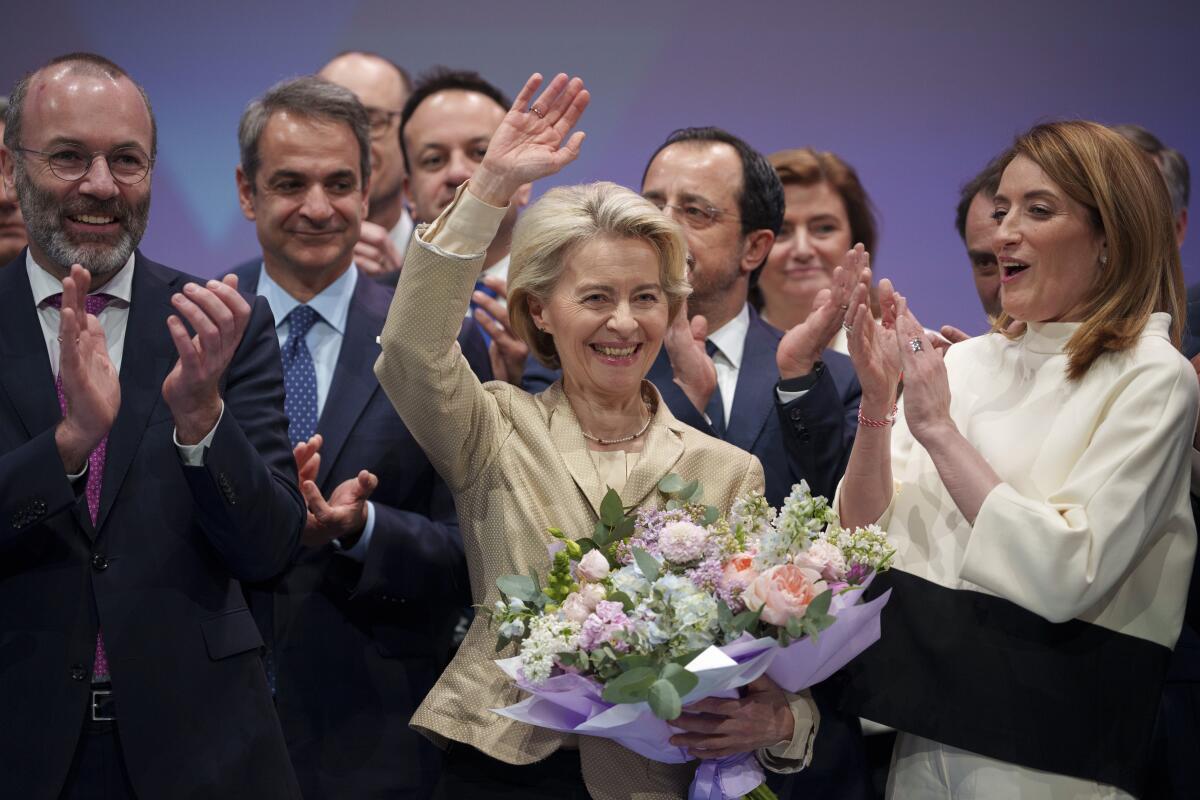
[
  {"left": 994, "top": 120, "right": 1184, "bottom": 380},
  {"left": 508, "top": 181, "right": 691, "bottom": 369}
]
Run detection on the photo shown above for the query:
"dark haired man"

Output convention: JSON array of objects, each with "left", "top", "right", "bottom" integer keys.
[
  {"left": 0, "top": 52, "right": 304, "bottom": 799},
  {"left": 319, "top": 51, "right": 414, "bottom": 278},
  {"left": 233, "top": 75, "right": 490, "bottom": 799},
  {"left": 641, "top": 127, "right": 869, "bottom": 799},
  {"left": 954, "top": 154, "right": 1007, "bottom": 321}
]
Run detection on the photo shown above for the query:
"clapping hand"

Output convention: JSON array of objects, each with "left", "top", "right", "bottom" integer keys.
[
  {"left": 662, "top": 299, "right": 718, "bottom": 414},
  {"left": 777, "top": 245, "right": 871, "bottom": 380},
  {"left": 473, "top": 275, "right": 531, "bottom": 385},
  {"left": 845, "top": 272, "right": 903, "bottom": 418},
  {"left": 162, "top": 274, "right": 252, "bottom": 444},
  {"left": 292, "top": 433, "right": 380, "bottom": 548},
  {"left": 54, "top": 264, "right": 120, "bottom": 472},
  {"left": 893, "top": 295, "right": 953, "bottom": 442},
  {"left": 470, "top": 73, "right": 590, "bottom": 208},
  {"left": 353, "top": 220, "right": 404, "bottom": 277}
]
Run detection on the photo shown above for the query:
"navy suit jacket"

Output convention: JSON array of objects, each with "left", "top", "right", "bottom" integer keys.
[
  {"left": 235, "top": 261, "right": 490, "bottom": 799},
  {"left": 0, "top": 251, "right": 304, "bottom": 800}
]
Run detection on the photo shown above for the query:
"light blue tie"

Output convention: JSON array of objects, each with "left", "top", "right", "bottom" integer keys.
[{"left": 282, "top": 305, "right": 321, "bottom": 448}]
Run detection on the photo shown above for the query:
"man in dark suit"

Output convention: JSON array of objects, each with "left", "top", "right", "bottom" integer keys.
[
  {"left": 0, "top": 53, "right": 304, "bottom": 799},
  {"left": 232, "top": 75, "right": 488, "bottom": 799},
  {"left": 642, "top": 127, "right": 867, "bottom": 798}
]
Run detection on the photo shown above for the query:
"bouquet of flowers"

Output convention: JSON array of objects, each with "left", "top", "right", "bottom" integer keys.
[{"left": 489, "top": 476, "right": 893, "bottom": 800}]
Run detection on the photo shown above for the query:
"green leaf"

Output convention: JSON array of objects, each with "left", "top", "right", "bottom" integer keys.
[
  {"left": 608, "top": 590, "right": 635, "bottom": 612},
  {"left": 661, "top": 662, "right": 699, "bottom": 698},
  {"left": 615, "top": 517, "right": 637, "bottom": 538},
  {"left": 495, "top": 635, "right": 511, "bottom": 653},
  {"left": 786, "top": 616, "right": 806, "bottom": 640},
  {"left": 647, "top": 678, "right": 682, "bottom": 720},
  {"left": 497, "top": 574, "right": 538, "bottom": 602},
  {"left": 658, "top": 473, "right": 687, "bottom": 495},
  {"left": 593, "top": 520, "right": 612, "bottom": 548},
  {"left": 616, "top": 653, "right": 655, "bottom": 672},
  {"left": 701, "top": 505, "right": 719, "bottom": 526},
  {"left": 528, "top": 568, "right": 541, "bottom": 592},
  {"left": 732, "top": 607, "right": 762, "bottom": 635},
  {"left": 602, "top": 666, "right": 657, "bottom": 704},
  {"left": 633, "top": 547, "right": 660, "bottom": 583},
  {"left": 679, "top": 479, "right": 701, "bottom": 502},
  {"left": 717, "top": 599, "right": 734, "bottom": 632},
  {"left": 600, "top": 488, "right": 625, "bottom": 527},
  {"left": 576, "top": 538, "right": 596, "bottom": 554},
  {"left": 807, "top": 589, "right": 832, "bottom": 618},
  {"left": 665, "top": 499, "right": 683, "bottom": 511}
]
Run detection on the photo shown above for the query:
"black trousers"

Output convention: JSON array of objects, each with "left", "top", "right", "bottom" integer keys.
[
  {"left": 59, "top": 718, "right": 138, "bottom": 800},
  {"left": 432, "top": 742, "right": 591, "bottom": 800}
]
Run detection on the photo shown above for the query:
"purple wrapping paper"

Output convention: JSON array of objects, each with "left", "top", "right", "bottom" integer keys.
[{"left": 492, "top": 583, "right": 892, "bottom": 799}]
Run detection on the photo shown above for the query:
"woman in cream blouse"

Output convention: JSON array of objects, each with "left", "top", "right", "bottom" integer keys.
[
  {"left": 836, "top": 120, "right": 1197, "bottom": 798},
  {"left": 375, "top": 72, "right": 818, "bottom": 799}
]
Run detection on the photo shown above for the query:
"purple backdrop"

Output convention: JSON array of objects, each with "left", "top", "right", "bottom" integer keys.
[{"left": 4, "top": 0, "right": 1198, "bottom": 334}]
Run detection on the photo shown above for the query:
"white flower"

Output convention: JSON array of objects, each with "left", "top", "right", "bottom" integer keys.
[
  {"left": 499, "top": 618, "right": 526, "bottom": 639},
  {"left": 611, "top": 565, "right": 651, "bottom": 598},
  {"left": 658, "top": 521, "right": 709, "bottom": 563},
  {"left": 578, "top": 549, "right": 611, "bottom": 581},
  {"left": 579, "top": 582, "right": 606, "bottom": 610},
  {"left": 508, "top": 597, "right": 527, "bottom": 613},
  {"left": 519, "top": 614, "right": 578, "bottom": 685},
  {"left": 674, "top": 590, "right": 718, "bottom": 630}
]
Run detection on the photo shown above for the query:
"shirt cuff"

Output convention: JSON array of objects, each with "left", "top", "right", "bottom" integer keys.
[
  {"left": 67, "top": 461, "right": 88, "bottom": 482},
  {"left": 420, "top": 181, "right": 509, "bottom": 257},
  {"left": 333, "top": 501, "right": 375, "bottom": 562},
  {"left": 173, "top": 402, "right": 224, "bottom": 466},
  {"left": 776, "top": 387, "right": 811, "bottom": 404},
  {"left": 758, "top": 690, "right": 819, "bottom": 773}
]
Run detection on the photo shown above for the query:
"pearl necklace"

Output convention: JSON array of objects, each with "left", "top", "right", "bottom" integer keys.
[{"left": 579, "top": 407, "right": 653, "bottom": 445}]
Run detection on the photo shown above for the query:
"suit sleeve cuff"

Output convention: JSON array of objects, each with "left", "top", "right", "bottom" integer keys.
[
  {"left": 334, "top": 501, "right": 375, "bottom": 562},
  {"left": 419, "top": 182, "right": 508, "bottom": 257},
  {"left": 757, "top": 690, "right": 819, "bottom": 773},
  {"left": 173, "top": 402, "right": 225, "bottom": 466}
]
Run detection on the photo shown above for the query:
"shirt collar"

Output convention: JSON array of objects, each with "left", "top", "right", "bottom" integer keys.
[
  {"left": 706, "top": 302, "right": 750, "bottom": 369},
  {"left": 26, "top": 249, "right": 136, "bottom": 307},
  {"left": 257, "top": 262, "right": 358, "bottom": 336}
]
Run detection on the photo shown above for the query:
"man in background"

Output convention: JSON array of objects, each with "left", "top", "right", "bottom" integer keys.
[
  {"left": 0, "top": 96, "right": 28, "bottom": 264},
  {"left": 233, "top": 75, "right": 489, "bottom": 798},
  {"left": 318, "top": 51, "right": 413, "bottom": 278},
  {"left": 953, "top": 154, "right": 1006, "bottom": 321}
]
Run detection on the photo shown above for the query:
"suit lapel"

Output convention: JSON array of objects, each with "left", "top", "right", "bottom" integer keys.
[
  {"left": 544, "top": 384, "right": 606, "bottom": 517},
  {"left": 314, "top": 273, "right": 383, "bottom": 488},
  {"left": 725, "top": 313, "right": 777, "bottom": 452},
  {"left": 0, "top": 257, "right": 61, "bottom": 441},
  {"left": 95, "top": 254, "right": 178, "bottom": 532},
  {"left": 620, "top": 385, "right": 685, "bottom": 510}
]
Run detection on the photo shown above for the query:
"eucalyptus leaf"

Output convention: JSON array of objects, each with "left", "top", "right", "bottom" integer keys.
[
  {"left": 633, "top": 547, "right": 660, "bottom": 583},
  {"left": 658, "top": 474, "right": 687, "bottom": 494},
  {"left": 602, "top": 666, "right": 657, "bottom": 704},
  {"left": 576, "top": 538, "right": 596, "bottom": 554},
  {"left": 701, "top": 505, "right": 719, "bottom": 526},
  {"left": 615, "top": 517, "right": 637, "bottom": 538},
  {"left": 786, "top": 616, "right": 806, "bottom": 640},
  {"left": 600, "top": 488, "right": 625, "bottom": 527},
  {"left": 807, "top": 589, "right": 833, "bottom": 618},
  {"left": 497, "top": 574, "right": 538, "bottom": 602},
  {"left": 647, "top": 679, "right": 682, "bottom": 720},
  {"left": 717, "top": 599, "right": 734, "bottom": 631},
  {"left": 616, "top": 653, "right": 655, "bottom": 672},
  {"left": 593, "top": 521, "right": 612, "bottom": 548},
  {"left": 661, "top": 662, "right": 699, "bottom": 698},
  {"left": 495, "top": 635, "right": 510, "bottom": 653},
  {"left": 732, "top": 607, "right": 762, "bottom": 634},
  {"left": 679, "top": 479, "right": 700, "bottom": 502},
  {"left": 608, "top": 590, "right": 635, "bottom": 612}
]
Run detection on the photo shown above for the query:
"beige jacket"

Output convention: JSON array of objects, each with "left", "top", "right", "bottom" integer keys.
[{"left": 374, "top": 188, "right": 817, "bottom": 799}]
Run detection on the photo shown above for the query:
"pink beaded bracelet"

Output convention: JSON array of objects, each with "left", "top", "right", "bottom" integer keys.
[{"left": 857, "top": 403, "right": 898, "bottom": 428}]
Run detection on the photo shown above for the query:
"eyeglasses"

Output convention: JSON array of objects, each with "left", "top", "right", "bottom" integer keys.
[
  {"left": 364, "top": 107, "right": 402, "bottom": 140},
  {"left": 647, "top": 198, "right": 740, "bottom": 230},
  {"left": 16, "top": 145, "right": 153, "bottom": 186}
]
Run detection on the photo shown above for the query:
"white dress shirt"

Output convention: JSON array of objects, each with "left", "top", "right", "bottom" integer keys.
[
  {"left": 26, "top": 252, "right": 219, "bottom": 471},
  {"left": 705, "top": 303, "right": 750, "bottom": 422},
  {"left": 256, "top": 263, "right": 374, "bottom": 560},
  {"left": 388, "top": 206, "right": 415, "bottom": 255}
]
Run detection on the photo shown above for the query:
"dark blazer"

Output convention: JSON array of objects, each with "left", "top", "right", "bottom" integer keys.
[
  {"left": 0, "top": 251, "right": 305, "bottom": 800},
  {"left": 235, "top": 261, "right": 490, "bottom": 799}
]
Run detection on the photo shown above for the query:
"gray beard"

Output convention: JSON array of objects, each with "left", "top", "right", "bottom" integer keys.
[{"left": 14, "top": 161, "right": 149, "bottom": 276}]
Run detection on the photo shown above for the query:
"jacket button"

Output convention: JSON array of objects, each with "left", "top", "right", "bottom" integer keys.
[
  {"left": 789, "top": 408, "right": 803, "bottom": 421},
  {"left": 70, "top": 665, "right": 87, "bottom": 681},
  {"left": 91, "top": 553, "right": 109, "bottom": 571}
]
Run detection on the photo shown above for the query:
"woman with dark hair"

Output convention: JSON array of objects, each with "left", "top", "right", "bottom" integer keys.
[
  {"left": 837, "top": 120, "right": 1196, "bottom": 798},
  {"left": 757, "top": 148, "right": 879, "bottom": 352}
]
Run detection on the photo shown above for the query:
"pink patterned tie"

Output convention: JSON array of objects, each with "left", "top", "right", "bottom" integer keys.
[{"left": 49, "top": 292, "right": 116, "bottom": 682}]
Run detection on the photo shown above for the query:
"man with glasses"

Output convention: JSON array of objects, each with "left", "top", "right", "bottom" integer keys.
[
  {"left": 0, "top": 52, "right": 304, "bottom": 799},
  {"left": 318, "top": 51, "right": 414, "bottom": 279},
  {"left": 640, "top": 127, "right": 870, "bottom": 800}
]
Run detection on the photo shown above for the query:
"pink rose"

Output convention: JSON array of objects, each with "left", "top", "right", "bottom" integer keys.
[
  {"left": 579, "top": 582, "right": 606, "bottom": 610},
  {"left": 742, "top": 564, "right": 828, "bottom": 627},
  {"left": 721, "top": 553, "right": 760, "bottom": 592},
  {"left": 561, "top": 592, "right": 592, "bottom": 624},
  {"left": 578, "top": 549, "right": 611, "bottom": 582},
  {"left": 794, "top": 540, "right": 847, "bottom": 583}
]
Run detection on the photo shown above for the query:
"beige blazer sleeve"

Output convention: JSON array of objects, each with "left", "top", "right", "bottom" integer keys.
[{"left": 373, "top": 186, "right": 511, "bottom": 494}]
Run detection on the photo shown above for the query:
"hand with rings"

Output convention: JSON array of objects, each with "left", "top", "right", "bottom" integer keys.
[{"left": 893, "top": 294, "right": 954, "bottom": 443}]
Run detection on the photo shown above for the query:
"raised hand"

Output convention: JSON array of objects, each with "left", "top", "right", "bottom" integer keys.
[
  {"left": 894, "top": 295, "right": 953, "bottom": 443},
  {"left": 293, "top": 434, "right": 323, "bottom": 485},
  {"left": 300, "top": 469, "right": 379, "bottom": 549},
  {"left": 353, "top": 220, "right": 404, "bottom": 277},
  {"left": 663, "top": 300, "right": 717, "bottom": 414},
  {"left": 162, "top": 274, "right": 252, "bottom": 444},
  {"left": 470, "top": 72, "right": 590, "bottom": 207},
  {"left": 845, "top": 271, "right": 902, "bottom": 416},
  {"left": 777, "top": 246, "right": 870, "bottom": 379},
  {"left": 54, "top": 264, "right": 120, "bottom": 472},
  {"left": 474, "top": 275, "right": 530, "bottom": 385}
]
